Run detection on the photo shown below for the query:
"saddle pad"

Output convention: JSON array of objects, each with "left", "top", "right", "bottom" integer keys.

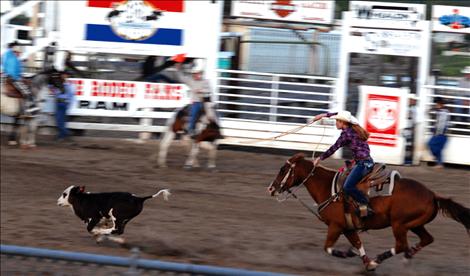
[{"left": 331, "top": 170, "right": 401, "bottom": 198}]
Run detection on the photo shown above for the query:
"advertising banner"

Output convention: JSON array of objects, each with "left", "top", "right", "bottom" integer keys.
[
  {"left": 358, "top": 86, "right": 409, "bottom": 164},
  {"left": 349, "top": 1, "right": 426, "bottom": 30},
  {"left": 348, "top": 28, "right": 423, "bottom": 57},
  {"left": 432, "top": 5, "right": 470, "bottom": 34},
  {"left": 58, "top": 0, "right": 222, "bottom": 57},
  {"left": 231, "top": 0, "right": 335, "bottom": 25},
  {"left": 67, "top": 78, "right": 190, "bottom": 117}
]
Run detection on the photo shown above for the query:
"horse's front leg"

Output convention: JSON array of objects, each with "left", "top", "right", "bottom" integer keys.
[
  {"left": 158, "top": 130, "right": 175, "bottom": 168},
  {"left": 344, "top": 231, "right": 379, "bottom": 271}
]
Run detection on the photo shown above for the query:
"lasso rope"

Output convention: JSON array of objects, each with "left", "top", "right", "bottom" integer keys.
[{"left": 234, "top": 120, "right": 319, "bottom": 145}]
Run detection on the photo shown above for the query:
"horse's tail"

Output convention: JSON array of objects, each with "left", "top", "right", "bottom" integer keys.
[{"left": 435, "top": 195, "right": 470, "bottom": 235}]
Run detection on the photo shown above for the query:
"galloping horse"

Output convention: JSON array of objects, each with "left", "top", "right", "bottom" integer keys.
[
  {"left": 157, "top": 103, "right": 222, "bottom": 168},
  {"left": 1, "top": 70, "right": 62, "bottom": 148},
  {"left": 267, "top": 153, "right": 470, "bottom": 271}
]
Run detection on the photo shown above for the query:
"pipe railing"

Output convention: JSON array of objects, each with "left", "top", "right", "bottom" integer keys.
[{"left": 1, "top": 244, "right": 291, "bottom": 276}]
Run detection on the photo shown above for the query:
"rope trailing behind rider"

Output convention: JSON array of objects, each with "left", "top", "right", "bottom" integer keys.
[
  {"left": 1, "top": 41, "right": 39, "bottom": 115},
  {"left": 311, "top": 111, "right": 374, "bottom": 218}
]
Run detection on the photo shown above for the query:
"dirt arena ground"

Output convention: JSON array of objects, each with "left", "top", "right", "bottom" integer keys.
[{"left": 1, "top": 135, "right": 469, "bottom": 275}]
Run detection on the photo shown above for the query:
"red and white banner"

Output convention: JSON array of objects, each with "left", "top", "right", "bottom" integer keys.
[
  {"left": 58, "top": 1, "right": 222, "bottom": 57},
  {"left": 231, "top": 1, "right": 334, "bottom": 24},
  {"left": 68, "top": 78, "right": 190, "bottom": 117},
  {"left": 358, "top": 86, "right": 409, "bottom": 164}
]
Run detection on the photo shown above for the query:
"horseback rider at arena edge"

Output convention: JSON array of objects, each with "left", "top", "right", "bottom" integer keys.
[
  {"left": 173, "top": 58, "right": 216, "bottom": 137},
  {"left": 1, "top": 42, "right": 39, "bottom": 115}
]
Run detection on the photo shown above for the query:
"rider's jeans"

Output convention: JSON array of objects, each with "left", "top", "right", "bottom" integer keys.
[
  {"left": 189, "top": 102, "right": 203, "bottom": 133},
  {"left": 55, "top": 101, "right": 69, "bottom": 139},
  {"left": 343, "top": 158, "right": 374, "bottom": 204}
]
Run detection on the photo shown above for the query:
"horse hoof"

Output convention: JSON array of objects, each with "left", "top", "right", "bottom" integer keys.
[
  {"left": 8, "top": 141, "right": 18, "bottom": 146},
  {"left": 366, "top": 260, "right": 379, "bottom": 271}
]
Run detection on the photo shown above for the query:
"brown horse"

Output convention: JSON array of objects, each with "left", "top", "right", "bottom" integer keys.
[
  {"left": 267, "top": 153, "right": 470, "bottom": 271},
  {"left": 157, "top": 103, "right": 223, "bottom": 168}
]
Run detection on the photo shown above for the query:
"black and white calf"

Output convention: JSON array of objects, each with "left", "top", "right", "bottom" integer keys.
[{"left": 57, "top": 186, "right": 170, "bottom": 242}]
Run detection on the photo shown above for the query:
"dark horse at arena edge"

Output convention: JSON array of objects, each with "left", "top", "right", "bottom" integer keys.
[{"left": 268, "top": 153, "right": 470, "bottom": 271}]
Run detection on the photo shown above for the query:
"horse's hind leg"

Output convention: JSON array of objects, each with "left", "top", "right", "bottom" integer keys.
[
  {"left": 409, "top": 225, "right": 434, "bottom": 257},
  {"left": 8, "top": 117, "right": 19, "bottom": 146},
  {"left": 184, "top": 142, "right": 200, "bottom": 168},
  {"left": 207, "top": 142, "right": 218, "bottom": 169},
  {"left": 344, "top": 231, "right": 379, "bottom": 271},
  {"left": 376, "top": 224, "right": 411, "bottom": 264}
]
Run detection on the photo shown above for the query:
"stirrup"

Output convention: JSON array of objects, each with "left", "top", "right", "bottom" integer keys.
[{"left": 358, "top": 204, "right": 374, "bottom": 218}]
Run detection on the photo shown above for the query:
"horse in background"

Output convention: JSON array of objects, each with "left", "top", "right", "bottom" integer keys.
[
  {"left": 1, "top": 69, "right": 62, "bottom": 148},
  {"left": 157, "top": 102, "right": 223, "bottom": 169},
  {"left": 268, "top": 153, "right": 470, "bottom": 271}
]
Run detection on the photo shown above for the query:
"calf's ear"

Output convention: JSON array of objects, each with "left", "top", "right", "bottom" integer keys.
[{"left": 79, "top": 186, "right": 86, "bottom": 193}]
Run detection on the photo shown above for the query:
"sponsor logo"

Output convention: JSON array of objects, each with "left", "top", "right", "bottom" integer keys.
[
  {"left": 353, "top": 5, "right": 421, "bottom": 26},
  {"left": 107, "top": 0, "right": 163, "bottom": 40},
  {"left": 365, "top": 94, "right": 400, "bottom": 147},
  {"left": 78, "top": 101, "right": 129, "bottom": 111},
  {"left": 270, "top": 0, "right": 296, "bottom": 18},
  {"left": 439, "top": 9, "right": 470, "bottom": 29}
]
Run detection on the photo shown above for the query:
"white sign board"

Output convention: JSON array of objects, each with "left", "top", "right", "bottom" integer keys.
[
  {"left": 67, "top": 78, "right": 190, "bottom": 117},
  {"left": 432, "top": 5, "right": 470, "bottom": 34},
  {"left": 348, "top": 28, "right": 423, "bottom": 57},
  {"left": 357, "top": 86, "right": 409, "bottom": 165},
  {"left": 349, "top": 1, "right": 426, "bottom": 30},
  {"left": 57, "top": 0, "right": 222, "bottom": 57},
  {"left": 231, "top": 0, "right": 334, "bottom": 25}
]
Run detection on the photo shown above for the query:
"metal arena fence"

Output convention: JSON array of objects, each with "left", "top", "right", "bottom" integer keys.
[{"left": 1, "top": 244, "right": 290, "bottom": 276}]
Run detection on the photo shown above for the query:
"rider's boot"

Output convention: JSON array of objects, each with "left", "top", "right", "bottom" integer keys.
[{"left": 358, "top": 203, "right": 374, "bottom": 218}]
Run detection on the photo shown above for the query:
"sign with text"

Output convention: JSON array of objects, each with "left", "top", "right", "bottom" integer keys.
[
  {"left": 231, "top": 0, "right": 335, "bottom": 25},
  {"left": 349, "top": 1, "right": 426, "bottom": 30},
  {"left": 68, "top": 78, "right": 190, "bottom": 117},
  {"left": 358, "top": 86, "right": 409, "bottom": 164},
  {"left": 348, "top": 28, "right": 423, "bottom": 57},
  {"left": 58, "top": 1, "right": 222, "bottom": 57},
  {"left": 432, "top": 5, "right": 470, "bottom": 34}
]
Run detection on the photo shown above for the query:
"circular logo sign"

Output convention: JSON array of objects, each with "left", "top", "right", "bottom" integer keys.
[
  {"left": 107, "top": 0, "right": 162, "bottom": 41},
  {"left": 367, "top": 99, "right": 398, "bottom": 131}
]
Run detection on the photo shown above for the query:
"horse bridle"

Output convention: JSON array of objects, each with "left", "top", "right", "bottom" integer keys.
[
  {"left": 276, "top": 159, "right": 316, "bottom": 202},
  {"left": 275, "top": 159, "right": 337, "bottom": 221}
]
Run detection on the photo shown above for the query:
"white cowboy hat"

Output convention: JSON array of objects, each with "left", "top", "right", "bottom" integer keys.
[
  {"left": 191, "top": 59, "right": 205, "bottom": 73},
  {"left": 461, "top": 66, "right": 470, "bottom": 74},
  {"left": 331, "top": 110, "right": 359, "bottom": 125}
]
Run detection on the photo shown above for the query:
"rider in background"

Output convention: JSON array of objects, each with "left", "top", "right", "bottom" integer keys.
[
  {"left": 1, "top": 41, "right": 39, "bottom": 115},
  {"left": 50, "top": 70, "right": 75, "bottom": 142},
  {"left": 174, "top": 59, "right": 214, "bottom": 137},
  {"left": 311, "top": 111, "right": 374, "bottom": 217},
  {"left": 427, "top": 97, "right": 450, "bottom": 169}
]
